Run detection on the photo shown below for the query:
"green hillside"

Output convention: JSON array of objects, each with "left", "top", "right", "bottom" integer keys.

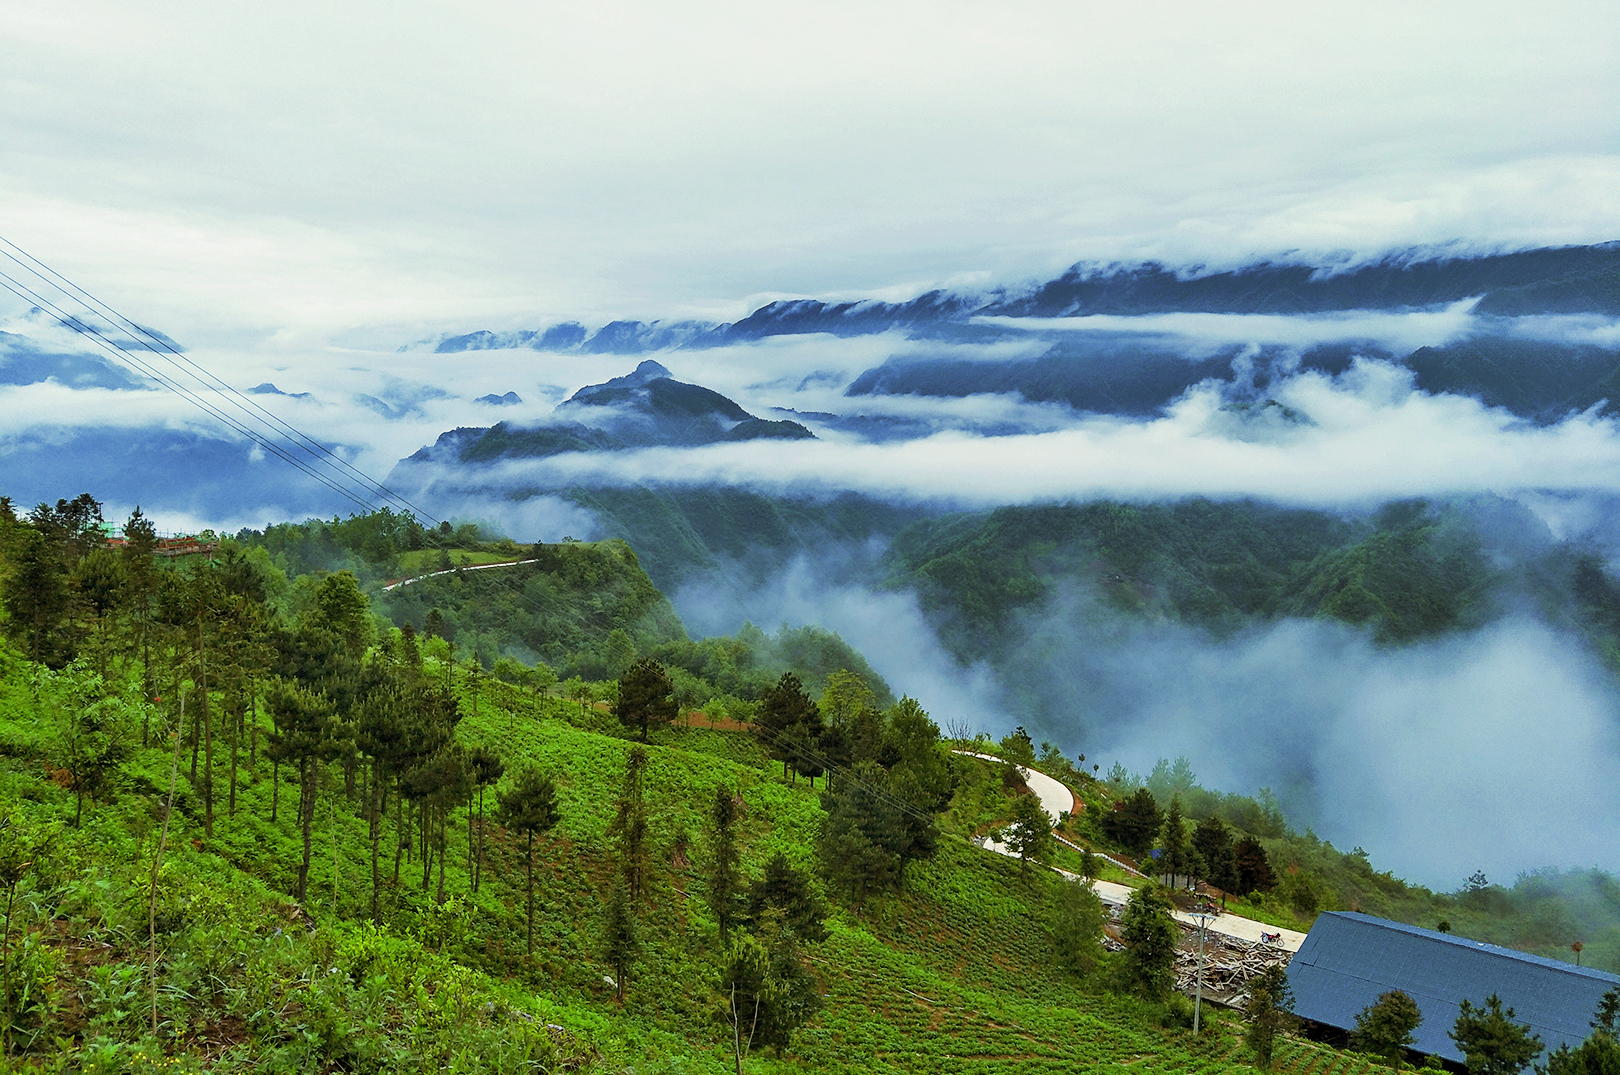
[
  {"left": 883, "top": 496, "right": 1620, "bottom": 659},
  {"left": 0, "top": 494, "right": 1612, "bottom": 1072}
]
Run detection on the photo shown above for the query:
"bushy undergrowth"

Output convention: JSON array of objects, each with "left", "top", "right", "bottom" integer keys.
[{"left": 0, "top": 638, "right": 1405, "bottom": 1074}]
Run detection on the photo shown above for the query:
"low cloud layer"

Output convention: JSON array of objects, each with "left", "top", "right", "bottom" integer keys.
[
  {"left": 398, "top": 358, "right": 1620, "bottom": 511},
  {"left": 978, "top": 299, "right": 1483, "bottom": 355},
  {"left": 1013, "top": 597, "right": 1620, "bottom": 891},
  {"left": 671, "top": 549, "right": 1620, "bottom": 891}
]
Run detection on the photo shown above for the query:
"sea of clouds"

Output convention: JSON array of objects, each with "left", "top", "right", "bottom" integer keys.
[{"left": 8, "top": 300, "right": 1620, "bottom": 888}]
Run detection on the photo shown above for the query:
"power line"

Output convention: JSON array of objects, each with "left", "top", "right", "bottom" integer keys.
[
  {"left": 0, "top": 266, "right": 378, "bottom": 513},
  {"left": 0, "top": 234, "right": 629, "bottom": 647},
  {"left": 0, "top": 238, "right": 438, "bottom": 523}
]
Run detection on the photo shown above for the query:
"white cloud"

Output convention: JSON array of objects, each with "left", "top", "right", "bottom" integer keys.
[
  {"left": 1030, "top": 609, "right": 1620, "bottom": 889},
  {"left": 1, "top": 1, "right": 1614, "bottom": 345},
  {"left": 977, "top": 299, "right": 1483, "bottom": 355},
  {"left": 389, "top": 357, "right": 1620, "bottom": 509}
]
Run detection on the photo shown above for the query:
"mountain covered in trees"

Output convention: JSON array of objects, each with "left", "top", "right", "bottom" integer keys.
[
  {"left": 2, "top": 490, "right": 1616, "bottom": 1071},
  {"left": 403, "top": 360, "right": 814, "bottom": 470}
]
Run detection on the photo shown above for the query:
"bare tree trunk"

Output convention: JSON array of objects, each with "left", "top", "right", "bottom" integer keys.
[
  {"left": 228, "top": 691, "right": 240, "bottom": 818},
  {"left": 148, "top": 691, "right": 185, "bottom": 1036},
  {"left": 297, "top": 758, "right": 316, "bottom": 904},
  {"left": 393, "top": 793, "right": 408, "bottom": 885},
  {"left": 201, "top": 630, "right": 213, "bottom": 839},
  {"left": 369, "top": 760, "right": 382, "bottom": 924},
  {"left": 475, "top": 788, "right": 486, "bottom": 893},
  {"left": 435, "top": 809, "right": 447, "bottom": 904}
]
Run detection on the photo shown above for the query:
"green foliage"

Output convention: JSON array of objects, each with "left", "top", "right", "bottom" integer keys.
[
  {"left": 745, "top": 852, "right": 828, "bottom": 945},
  {"left": 1157, "top": 796, "right": 1198, "bottom": 888},
  {"left": 707, "top": 784, "right": 741, "bottom": 943},
  {"left": 614, "top": 657, "right": 677, "bottom": 743},
  {"left": 1006, "top": 790, "right": 1052, "bottom": 877},
  {"left": 495, "top": 765, "right": 560, "bottom": 955},
  {"left": 1451, "top": 994, "right": 1545, "bottom": 1075},
  {"left": 817, "top": 760, "right": 940, "bottom": 906},
  {"left": 1194, "top": 814, "right": 1238, "bottom": 893},
  {"left": 717, "top": 916, "right": 823, "bottom": 1061},
  {"left": 39, "top": 662, "right": 137, "bottom": 826},
  {"left": 1108, "top": 787, "right": 1165, "bottom": 859},
  {"left": 600, "top": 880, "right": 640, "bottom": 1002},
  {"left": 1050, "top": 879, "right": 1106, "bottom": 976},
  {"left": 1120, "top": 882, "right": 1179, "bottom": 1000},
  {"left": 7, "top": 489, "right": 1620, "bottom": 1075},
  {"left": 1235, "top": 836, "right": 1278, "bottom": 896},
  {"left": 1540, "top": 1030, "right": 1620, "bottom": 1075},
  {"left": 1352, "top": 989, "right": 1423, "bottom": 1066},
  {"left": 609, "top": 747, "right": 651, "bottom": 903},
  {"left": 1000, "top": 725, "right": 1036, "bottom": 767},
  {"left": 383, "top": 539, "right": 687, "bottom": 679},
  {"left": 652, "top": 623, "right": 894, "bottom": 714},
  {"left": 1245, "top": 964, "right": 1296, "bottom": 1070}
]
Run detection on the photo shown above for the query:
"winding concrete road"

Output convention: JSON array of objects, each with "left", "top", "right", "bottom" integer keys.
[
  {"left": 381, "top": 558, "right": 537, "bottom": 592},
  {"left": 953, "top": 749, "right": 1307, "bottom": 953}
]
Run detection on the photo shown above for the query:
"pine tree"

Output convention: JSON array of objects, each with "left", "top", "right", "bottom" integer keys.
[
  {"left": 466, "top": 746, "right": 504, "bottom": 893},
  {"left": 495, "top": 765, "right": 560, "bottom": 956},
  {"left": 708, "top": 785, "right": 741, "bottom": 943},
  {"left": 266, "top": 681, "right": 340, "bottom": 904},
  {"left": 1450, "top": 994, "right": 1544, "bottom": 1075},
  {"left": 121, "top": 507, "right": 160, "bottom": 739},
  {"left": 615, "top": 657, "right": 677, "bottom": 743},
  {"left": 1234, "top": 835, "right": 1278, "bottom": 895},
  {"left": 1192, "top": 813, "right": 1238, "bottom": 893},
  {"left": 1006, "top": 790, "right": 1052, "bottom": 878},
  {"left": 718, "top": 914, "right": 823, "bottom": 1061},
  {"left": 757, "top": 673, "right": 818, "bottom": 779},
  {"left": 1108, "top": 787, "right": 1163, "bottom": 859},
  {"left": 1050, "top": 879, "right": 1106, "bottom": 976},
  {"left": 1246, "top": 964, "right": 1296, "bottom": 1070},
  {"left": 1353, "top": 989, "right": 1423, "bottom": 1068},
  {"left": 601, "top": 880, "right": 640, "bottom": 1002},
  {"left": 609, "top": 747, "right": 651, "bottom": 901},
  {"left": 2, "top": 526, "right": 72, "bottom": 667},
  {"left": 1157, "top": 797, "right": 1199, "bottom": 889},
  {"left": 1120, "top": 882, "right": 1179, "bottom": 1000},
  {"left": 816, "top": 761, "right": 936, "bottom": 904},
  {"left": 745, "top": 853, "right": 828, "bottom": 944}
]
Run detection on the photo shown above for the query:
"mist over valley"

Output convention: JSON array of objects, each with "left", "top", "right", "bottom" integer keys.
[{"left": 8, "top": 245, "right": 1620, "bottom": 891}]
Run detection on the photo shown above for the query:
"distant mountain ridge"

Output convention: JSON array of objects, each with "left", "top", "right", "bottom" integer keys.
[
  {"left": 425, "top": 242, "right": 1620, "bottom": 355},
  {"left": 402, "top": 360, "right": 814, "bottom": 468}
]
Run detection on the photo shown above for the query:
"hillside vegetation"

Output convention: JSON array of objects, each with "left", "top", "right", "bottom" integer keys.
[
  {"left": 884, "top": 496, "right": 1620, "bottom": 662},
  {"left": 0, "top": 493, "right": 1612, "bottom": 1072}
]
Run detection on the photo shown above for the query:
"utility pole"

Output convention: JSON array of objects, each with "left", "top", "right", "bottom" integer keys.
[{"left": 1191, "top": 904, "right": 1217, "bottom": 1034}]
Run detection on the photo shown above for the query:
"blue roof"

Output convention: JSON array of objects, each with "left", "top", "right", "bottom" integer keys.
[{"left": 1287, "top": 912, "right": 1618, "bottom": 1064}]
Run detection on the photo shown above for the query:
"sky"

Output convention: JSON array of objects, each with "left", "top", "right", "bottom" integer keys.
[
  {"left": 4, "top": 2, "right": 1620, "bottom": 889},
  {"left": 1, "top": 0, "right": 1617, "bottom": 347}
]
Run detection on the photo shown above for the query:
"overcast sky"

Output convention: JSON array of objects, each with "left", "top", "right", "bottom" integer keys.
[
  {"left": 5, "top": 3, "right": 1620, "bottom": 885},
  {"left": 3, "top": 0, "right": 1617, "bottom": 347}
]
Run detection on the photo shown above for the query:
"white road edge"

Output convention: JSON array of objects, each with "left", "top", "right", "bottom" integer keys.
[
  {"left": 952, "top": 750, "right": 1306, "bottom": 953},
  {"left": 382, "top": 558, "right": 538, "bottom": 592}
]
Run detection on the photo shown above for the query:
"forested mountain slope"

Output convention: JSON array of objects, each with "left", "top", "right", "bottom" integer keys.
[
  {"left": 882, "top": 496, "right": 1620, "bottom": 662},
  {"left": 1, "top": 492, "right": 1617, "bottom": 1072}
]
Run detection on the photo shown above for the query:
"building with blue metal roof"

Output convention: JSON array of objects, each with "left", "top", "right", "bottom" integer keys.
[{"left": 1286, "top": 912, "right": 1618, "bottom": 1065}]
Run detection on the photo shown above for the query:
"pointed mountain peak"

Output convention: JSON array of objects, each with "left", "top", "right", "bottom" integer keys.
[{"left": 596, "top": 359, "right": 672, "bottom": 391}]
